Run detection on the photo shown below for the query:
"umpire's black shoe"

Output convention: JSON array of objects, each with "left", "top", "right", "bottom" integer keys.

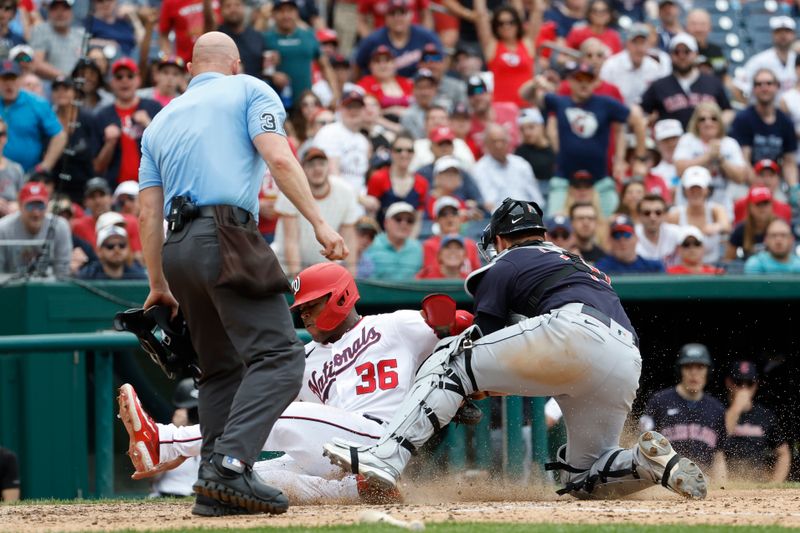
[
  {"left": 191, "top": 493, "right": 251, "bottom": 517},
  {"left": 193, "top": 455, "right": 289, "bottom": 515}
]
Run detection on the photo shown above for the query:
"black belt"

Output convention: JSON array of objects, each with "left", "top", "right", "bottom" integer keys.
[
  {"left": 195, "top": 205, "right": 251, "bottom": 224},
  {"left": 579, "top": 304, "right": 639, "bottom": 348}
]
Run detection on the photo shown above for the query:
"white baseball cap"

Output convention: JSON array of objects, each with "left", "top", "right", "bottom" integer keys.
[
  {"left": 95, "top": 211, "right": 126, "bottom": 233},
  {"left": 434, "top": 155, "right": 462, "bottom": 175},
  {"left": 669, "top": 33, "right": 698, "bottom": 53},
  {"left": 97, "top": 224, "right": 128, "bottom": 246},
  {"left": 517, "top": 107, "right": 544, "bottom": 125},
  {"left": 384, "top": 201, "right": 415, "bottom": 220},
  {"left": 113, "top": 180, "right": 140, "bottom": 200},
  {"left": 680, "top": 225, "right": 706, "bottom": 245},
  {"left": 433, "top": 196, "right": 461, "bottom": 217},
  {"left": 654, "top": 119, "right": 684, "bottom": 141},
  {"left": 770, "top": 15, "right": 796, "bottom": 31},
  {"left": 681, "top": 166, "right": 712, "bottom": 189}
]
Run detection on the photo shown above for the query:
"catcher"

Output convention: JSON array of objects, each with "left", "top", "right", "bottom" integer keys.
[{"left": 118, "top": 262, "right": 475, "bottom": 515}]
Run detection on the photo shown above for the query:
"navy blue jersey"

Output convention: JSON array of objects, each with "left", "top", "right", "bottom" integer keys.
[
  {"left": 467, "top": 242, "right": 634, "bottom": 335},
  {"left": 641, "top": 387, "right": 726, "bottom": 468},
  {"left": 724, "top": 403, "right": 786, "bottom": 470},
  {"left": 730, "top": 106, "right": 798, "bottom": 164}
]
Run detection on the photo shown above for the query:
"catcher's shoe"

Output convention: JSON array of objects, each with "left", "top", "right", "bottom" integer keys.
[
  {"left": 193, "top": 455, "right": 289, "bottom": 515},
  {"left": 356, "top": 474, "right": 403, "bottom": 505},
  {"left": 323, "top": 439, "right": 400, "bottom": 491},
  {"left": 191, "top": 493, "right": 251, "bottom": 517},
  {"left": 639, "top": 431, "right": 708, "bottom": 499},
  {"left": 118, "top": 383, "right": 160, "bottom": 475}
]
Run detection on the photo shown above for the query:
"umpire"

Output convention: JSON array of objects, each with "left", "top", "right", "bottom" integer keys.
[{"left": 138, "top": 32, "right": 346, "bottom": 516}]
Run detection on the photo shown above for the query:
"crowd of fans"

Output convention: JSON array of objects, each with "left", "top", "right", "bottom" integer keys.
[{"left": 1, "top": 0, "right": 800, "bottom": 280}]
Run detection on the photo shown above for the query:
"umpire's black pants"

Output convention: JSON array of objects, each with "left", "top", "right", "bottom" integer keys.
[{"left": 162, "top": 217, "right": 304, "bottom": 465}]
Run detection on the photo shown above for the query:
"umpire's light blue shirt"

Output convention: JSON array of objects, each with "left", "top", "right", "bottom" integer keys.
[{"left": 138, "top": 72, "right": 287, "bottom": 218}]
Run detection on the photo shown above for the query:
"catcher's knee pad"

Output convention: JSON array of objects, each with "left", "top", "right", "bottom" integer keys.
[{"left": 546, "top": 445, "right": 657, "bottom": 500}]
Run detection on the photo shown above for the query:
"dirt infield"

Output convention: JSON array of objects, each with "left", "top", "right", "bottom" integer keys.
[{"left": 3, "top": 486, "right": 800, "bottom": 532}]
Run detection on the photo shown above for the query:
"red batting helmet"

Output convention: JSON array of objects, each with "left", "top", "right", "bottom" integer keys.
[{"left": 290, "top": 263, "right": 359, "bottom": 331}]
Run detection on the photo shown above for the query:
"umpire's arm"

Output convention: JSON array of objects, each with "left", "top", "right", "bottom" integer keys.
[{"left": 254, "top": 133, "right": 348, "bottom": 261}]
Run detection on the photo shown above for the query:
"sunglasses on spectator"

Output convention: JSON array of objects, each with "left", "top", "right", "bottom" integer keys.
[
  {"left": 438, "top": 207, "right": 459, "bottom": 217},
  {"left": 423, "top": 54, "right": 443, "bottom": 62},
  {"left": 551, "top": 230, "right": 570, "bottom": 239},
  {"left": 698, "top": 115, "right": 718, "bottom": 123},
  {"left": 24, "top": 201, "right": 46, "bottom": 212},
  {"left": 680, "top": 239, "right": 702, "bottom": 248},
  {"left": 583, "top": 52, "right": 605, "bottom": 58},
  {"left": 611, "top": 231, "right": 633, "bottom": 239},
  {"left": 393, "top": 146, "right": 414, "bottom": 154},
  {"left": 497, "top": 18, "right": 517, "bottom": 26},
  {"left": 392, "top": 215, "right": 415, "bottom": 224},
  {"left": 102, "top": 241, "right": 128, "bottom": 250},
  {"left": 755, "top": 200, "right": 771, "bottom": 207},
  {"left": 640, "top": 209, "right": 663, "bottom": 217}
]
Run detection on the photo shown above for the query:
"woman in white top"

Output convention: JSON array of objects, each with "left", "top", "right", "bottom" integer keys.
[
  {"left": 667, "top": 166, "right": 731, "bottom": 263},
  {"left": 673, "top": 102, "right": 748, "bottom": 211}
]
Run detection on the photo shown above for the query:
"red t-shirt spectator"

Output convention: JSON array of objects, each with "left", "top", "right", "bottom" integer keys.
[
  {"left": 160, "top": 0, "right": 221, "bottom": 63},
  {"left": 116, "top": 106, "right": 141, "bottom": 183},
  {"left": 420, "top": 234, "right": 481, "bottom": 277},
  {"left": 357, "top": 75, "right": 414, "bottom": 109},
  {"left": 565, "top": 25, "right": 622, "bottom": 55},
  {"left": 367, "top": 167, "right": 429, "bottom": 223},
  {"left": 357, "top": 0, "right": 429, "bottom": 28},
  {"left": 488, "top": 41, "right": 534, "bottom": 107},
  {"left": 71, "top": 214, "right": 142, "bottom": 252},
  {"left": 467, "top": 102, "right": 520, "bottom": 158},
  {"left": 534, "top": 21, "right": 558, "bottom": 60},
  {"left": 667, "top": 265, "right": 724, "bottom": 275},
  {"left": 733, "top": 197, "right": 792, "bottom": 224}
]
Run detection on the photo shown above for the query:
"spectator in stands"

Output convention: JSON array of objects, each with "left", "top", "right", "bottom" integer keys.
[
  {"left": 556, "top": 170, "right": 603, "bottom": 219},
  {"left": 10, "top": 45, "right": 35, "bottom": 76},
  {"left": 635, "top": 193, "right": 682, "bottom": 264},
  {"left": 666, "top": 225, "right": 724, "bottom": 275},
  {"left": 0, "top": 446, "right": 19, "bottom": 501},
  {"left": 400, "top": 69, "right": 439, "bottom": 139},
  {"left": 29, "top": 0, "right": 84, "bottom": 80},
  {"left": 113, "top": 180, "right": 139, "bottom": 217},
  {"left": 674, "top": 102, "right": 747, "bottom": 209},
  {"left": 87, "top": 0, "right": 137, "bottom": 58},
  {"left": 355, "top": 215, "right": 380, "bottom": 265},
  {"left": 600, "top": 23, "right": 663, "bottom": 106},
  {"left": 273, "top": 147, "right": 360, "bottom": 276},
  {"left": 314, "top": 90, "right": 371, "bottom": 204},
  {"left": 532, "top": 63, "right": 646, "bottom": 217},
  {"left": 72, "top": 58, "right": 113, "bottom": 113},
  {"left": 357, "top": 0, "right": 433, "bottom": 40},
  {"left": 0, "top": 182, "right": 71, "bottom": 276},
  {"left": 367, "top": 132, "right": 429, "bottom": 229},
  {"left": 94, "top": 58, "right": 161, "bottom": 187},
  {"left": 655, "top": 0, "right": 682, "bottom": 51},
  {"left": 410, "top": 109, "right": 475, "bottom": 170},
  {"left": 473, "top": 0, "right": 538, "bottom": 108},
  {"left": 552, "top": 37, "right": 623, "bottom": 102},
  {"left": 641, "top": 33, "right": 731, "bottom": 129},
  {"left": 685, "top": 9, "right": 728, "bottom": 80},
  {"left": 217, "top": 0, "right": 265, "bottom": 77},
  {"left": 418, "top": 43, "right": 466, "bottom": 108},
  {"left": 733, "top": 16, "right": 797, "bottom": 103},
  {"left": 640, "top": 344, "right": 728, "bottom": 477},
  {"left": 724, "top": 361, "right": 791, "bottom": 482},
  {"left": 744, "top": 218, "right": 800, "bottom": 274},
  {"left": 543, "top": 0, "right": 587, "bottom": 39},
  {"left": 667, "top": 166, "right": 730, "bottom": 264},
  {"left": 734, "top": 162, "right": 792, "bottom": 224},
  {"left": 0, "top": 1, "right": 24, "bottom": 61},
  {"left": 52, "top": 77, "right": 98, "bottom": 203},
  {"left": 0, "top": 60, "right": 65, "bottom": 174},
  {"left": 359, "top": 200, "right": 423, "bottom": 279},
  {"left": 265, "top": 0, "right": 336, "bottom": 109},
  {"left": 420, "top": 195, "right": 480, "bottom": 276},
  {"left": 358, "top": 45, "right": 413, "bottom": 119},
  {"left": 71, "top": 177, "right": 141, "bottom": 252},
  {"left": 0, "top": 117, "right": 23, "bottom": 216},
  {"left": 565, "top": 0, "right": 621, "bottom": 55},
  {"left": 355, "top": 0, "right": 442, "bottom": 78},
  {"left": 465, "top": 75, "right": 520, "bottom": 158},
  {"left": 545, "top": 214, "right": 577, "bottom": 252},
  {"left": 416, "top": 234, "right": 468, "bottom": 279},
  {"left": 159, "top": 0, "right": 218, "bottom": 64},
  {"left": 651, "top": 118, "right": 683, "bottom": 190},
  {"left": 312, "top": 53, "right": 351, "bottom": 109},
  {"left": 416, "top": 134, "right": 483, "bottom": 210},
  {"left": 623, "top": 136, "right": 673, "bottom": 204},
  {"left": 288, "top": 91, "right": 322, "bottom": 146},
  {"left": 514, "top": 108, "right": 555, "bottom": 198},
  {"left": 77, "top": 225, "right": 145, "bottom": 280},
  {"left": 615, "top": 179, "right": 645, "bottom": 224},
  {"left": 731, "top": 68, "right": 799, "bottom": 194},
  {"left": 137, "top": 56, "right": 185, "bottom": 108},
  {"left": 19, "top": 71, "right": 43, "bottom": 97},
  {"left": 362, "top": 94, "right": 399, "bottom": 153},
  {"left": 569, "top": 201, "right": 607, "bottom": 263},
  {"left": 473, "top": 123, "right": 544, "bottom": 212},
  {"left": 595, "top": 214, "right": 665, "bottom": 273},
  {"left": 725, "top": 186, "right": 776, "bottom": 261}
]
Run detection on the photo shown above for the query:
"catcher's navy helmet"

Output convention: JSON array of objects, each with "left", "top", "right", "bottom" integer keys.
[{"left": 479, "top": 198, "right": 545, "bottom": 259}]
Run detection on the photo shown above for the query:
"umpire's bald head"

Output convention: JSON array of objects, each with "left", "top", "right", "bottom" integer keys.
[{"left": 189, "top": 31, "right": 241, "bottom": 77}]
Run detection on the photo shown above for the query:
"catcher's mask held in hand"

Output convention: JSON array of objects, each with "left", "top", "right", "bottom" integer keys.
[{"left": 113, "top": 306, "right": 201, "bottom": 379}]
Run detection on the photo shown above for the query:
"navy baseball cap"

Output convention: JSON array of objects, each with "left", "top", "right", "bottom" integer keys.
[
  {"left": 414, "top": 68, "right": 437, "bottom": 84},
  {"left": 609, "top": 214, "right": 635, "bottom": 236},
  {"left": 569, "top": 169, "right": 595, "bottom": 188},
  {"left": 441, "top": 235, "right": 465, "bottom": 248},
  {"left": 546, "top": 215, "right": 572, "bottom": 235},
  {"left": 274, "top": 0, "right": 299, "bottom": 8},
  {"left": 0, "top": 60, "right": 20, "bottom": 77},
  {"left": 567, "top": 62, "right": 596, "bottom": 79}
]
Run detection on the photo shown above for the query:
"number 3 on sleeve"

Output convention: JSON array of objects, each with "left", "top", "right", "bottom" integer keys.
[{"left": 261, "top": 112, "right": 277, "bottom": 132}]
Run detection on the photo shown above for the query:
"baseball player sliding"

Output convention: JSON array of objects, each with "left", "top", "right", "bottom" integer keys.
[
  {"left": 119, "top": 263, "right": 473, "bottom": 514},
  {"left": 324, "top": 198, "right": 709, "bottom": 500}
]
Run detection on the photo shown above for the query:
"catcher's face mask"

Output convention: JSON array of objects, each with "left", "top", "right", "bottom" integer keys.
[{"left": 113, "top": 306, "right": 200, "bottom": 380}]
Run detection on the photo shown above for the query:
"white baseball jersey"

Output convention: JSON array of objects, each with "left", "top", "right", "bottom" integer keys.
[{"left": 299, "top": 310, "right": 439, "bottom": 422}]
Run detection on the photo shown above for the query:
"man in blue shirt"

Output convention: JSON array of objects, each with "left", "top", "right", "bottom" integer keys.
[
  {"left": 596, "top": 214, "right": 665, "bottom": 274},
  {"left": 744, "top": 219, "right": 800, "bottom": 274},
  {"left": 355, "top": 0, "right": 442, "bottom": 78},
  {"left": 138, "top": 31, "right": 346, "bottom": 518},
  {"left": 0, "top": 59, "right": 65, "bottom": 172},
  {"left": 359, "top": 201, "right": 422, "bottom": 280}
]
